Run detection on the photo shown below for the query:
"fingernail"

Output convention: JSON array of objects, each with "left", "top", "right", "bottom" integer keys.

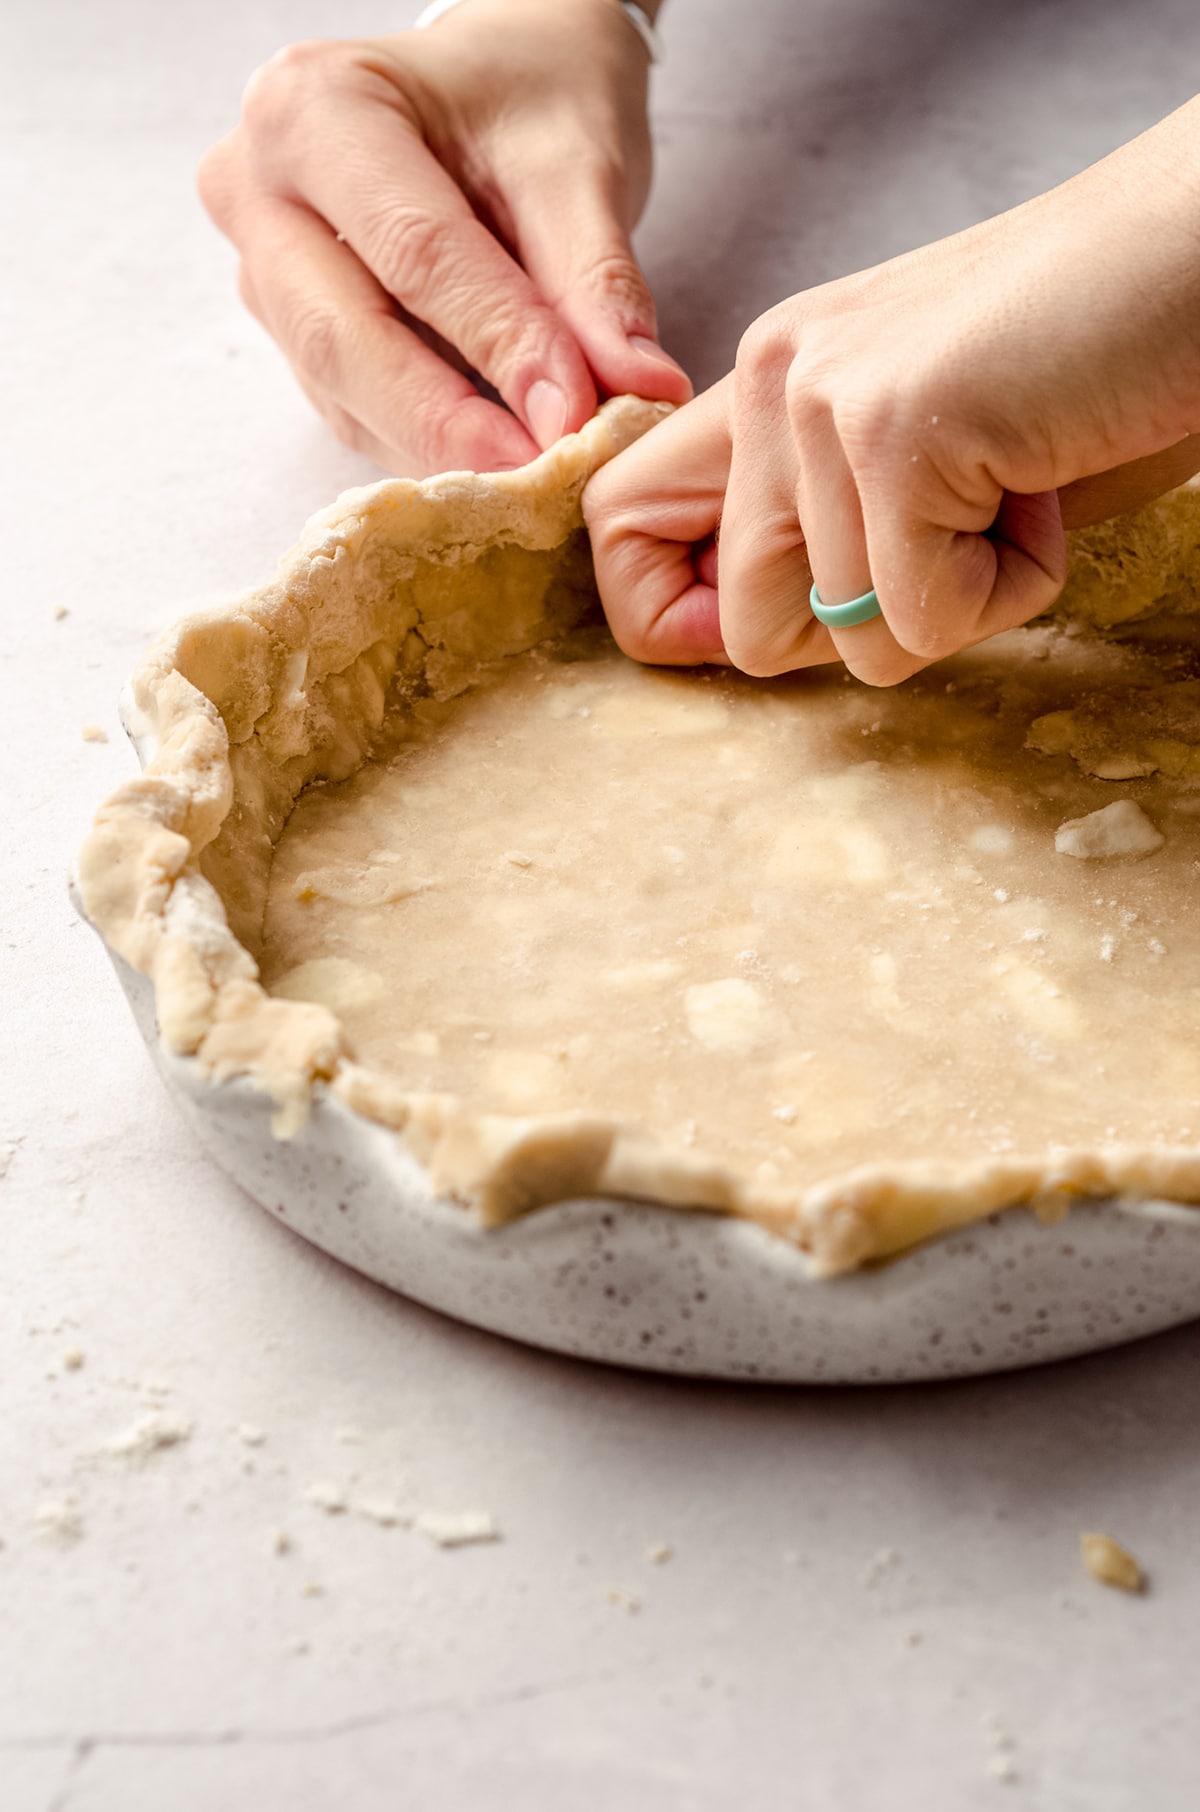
[
  {"left": 629, "top": 334, "right": 689, "bottom": 378},
  {"left": 525, "top": 379, "right": 568, "bottom": 450}
]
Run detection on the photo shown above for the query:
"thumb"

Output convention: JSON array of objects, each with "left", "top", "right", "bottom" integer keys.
[
  {"left": 585, "top": 377, "right": 732, "bottom": 666},
  {"left": 509, "top": 156, "right": 693, "bottom": 406}
]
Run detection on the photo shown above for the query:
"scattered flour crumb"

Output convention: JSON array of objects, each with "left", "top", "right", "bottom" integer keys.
[
  {"left": 771, "top": 1104, "right": 798, "bottom": 1125},
  {"left": 304, "top": 1481, "right": 349, "bottom": 1515},
  {"left": 33, "top": 1499, "right": 85, "bottom": 1544},
  {"left": 992, "top": 887, "right": 1009, "bottom": 903},
  {"left": 983, "top": 1714, "right": 1019, "bottom": 1783},
  {"left": 290, "top": 1639, "right": 311, "bottom": 1657},
  {"left": 236, "top": 1423, "right": 266, "bottom": 1446},
  {"left": 1081, "top": 1532, "right": 1145, "bottom": 1593},
  {"left": 1055, "top": 800, "right": 1164, "bottom": 861},
  {"left": 904, "top": 1629, "right": 924, "bottom": 1648},
  {"left": 647, "top": 1543, "right": 673, "bottom": 1564},
  {"left": 862, "top": 1546, "right": 901, "bottom": 1588},
  {"left": 301, "top": 1580, "right": 324, "bottom": 1598},
  {"left": 0, "top": 1138, "right": 24, "bottom": 1179},
  {"left": 62, "top": 1348, "right": 85, "bottom": 1372},
  {"left": 985, "top": 1716, "right": 1016, "bottom": 1754},
  {"left": 607, "top": 1588, "right": 641, "bottom": 1613},
  {"left": 104, "top": 1411, "right": 192, "bottom": 1459},
  {"left": 273, "top": 1530, "right": 292, "bottom": 1556},
  {"left": 414, "top": 1509, "right": 499, "bottom": 1548},
  {"left": 80, "top": 723, "right": 108, "bottom": 744},
  {"left": 1099, "top": 934, "right": 1116, "bottom": 963},
  {"left": 53, "top": 603, "right": 69, "bottom": 621},
  {"left": 352, "top": 1494, "right": 410, "bottom": 1529}
]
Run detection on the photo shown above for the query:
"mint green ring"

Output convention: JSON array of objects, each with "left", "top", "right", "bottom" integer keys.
[{"left": 809, "top": 582, "right": 883, "bottom": 628}]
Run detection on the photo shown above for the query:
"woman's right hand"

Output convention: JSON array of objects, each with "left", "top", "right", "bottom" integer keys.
[
  {"left": 198, "top": 0, "right": 690, "bottom": 477},
  {"left": 586, "top": 99, "right": 1200, "bottom": 680}
]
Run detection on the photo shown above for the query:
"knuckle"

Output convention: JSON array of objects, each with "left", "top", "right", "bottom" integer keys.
[
  {"left": 881, "top": 595, "right": 961, "bottom": 661},
  {"left": 473, "top": 305, "right": 558, "bottom": 393},
  {"left": 735, "top": 313, "right": 789, "bottom": 383},
  {"left": 241, "top": 39, "right": 338, "bottom": 134},
  {"left": 722, "top": 629, "right": 787, "bottom": 679},
  {"left": 286, "top": 305, "right": 344, "bottom": 387},
  {"left": 782, "top": 334, "right": 850, "bottom": 435},
  {"left": 607, "top": 612, "right": 655, "bottom": 665},
  {"left": 845, "top": 643, "right": 927, "bottom": 687},
  {"left": 417, "top": 402, "right": 467, "bottom": 475},
  {"left": 782, "top": 359, "right": 823, "bottom": 432},
  {"left": 581, "top": 469, "right": 617, "bottom": 535},
  {"left": 411, "top": 390, "right": 491, "bottom": 477},
  {"left": 890, "top": 620, "right": 958, "bottom": 662},
  {"left": 576, "top": 248, "right": 653, "bottom": 324},
  {"left": 832, "top": 387, "right": 895, "bottom": 466},
  {"left": 195, "top": 140, "right": 235, "bottom": 224},
  {"left": 735, "top": 311, "right": 801, "bottom": 424},
  {"left": 362, "top": 207, "right": 456, "bottom": 297}
]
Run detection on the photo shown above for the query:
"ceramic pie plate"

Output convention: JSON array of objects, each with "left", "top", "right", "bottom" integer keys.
[
  {"left": 73, "top": 935, "right": 1200, "bottom": 1381},
  {"left": 73, "top": 401, "right": 1200, "bottom": 1381}
]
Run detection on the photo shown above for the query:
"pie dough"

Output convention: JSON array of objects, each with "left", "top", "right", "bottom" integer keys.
[{"left": 78, "top": 399, "right": 1200, "bottom": 1274}]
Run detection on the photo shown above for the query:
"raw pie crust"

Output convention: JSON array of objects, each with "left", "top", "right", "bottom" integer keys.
[{"left": 79, "top": 398, "right": 1200, "bottom": 1274}]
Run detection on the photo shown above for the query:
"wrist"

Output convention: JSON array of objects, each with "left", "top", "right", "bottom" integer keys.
[
  {"left": 1090, "top": 108, "right": 1200, "bottom": 441},
  {"left": 414, "top": 0, "right": 663, "bottom": 50}
]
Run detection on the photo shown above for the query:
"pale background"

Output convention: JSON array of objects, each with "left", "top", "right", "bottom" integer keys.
[{"left": 4, "top": 2, "right": 1200, "bottom": 1807}]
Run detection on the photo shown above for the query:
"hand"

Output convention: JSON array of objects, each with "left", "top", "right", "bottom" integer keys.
[
  {"left": 585, "top": 100, "right": 1200, "bottom": 681},
  {"left": 198, "top": 0, "right": 690, "bottom": 476}
]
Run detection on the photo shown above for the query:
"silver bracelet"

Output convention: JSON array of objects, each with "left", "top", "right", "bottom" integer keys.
[{"left": 412, "top": 0, "right": 662, "bottom": 63}]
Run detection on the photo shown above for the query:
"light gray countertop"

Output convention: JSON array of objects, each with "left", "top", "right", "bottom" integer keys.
[{"left": 5, "top": 3, "right": 1200, "bottom": 1806}]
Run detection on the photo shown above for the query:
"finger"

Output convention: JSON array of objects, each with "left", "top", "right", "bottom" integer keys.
[
  {"left": 716, "top": 394, "right": 837, "bottom": 678},
  {"left": 796, "top": 424, "right": 929, "bottom": 686},
  {"left": 584, "top": 379, "right": 733, "bottom": 666},
  {"left": 1058, "top": 433, "right": 1200, "bottom": 529},
  {"left": 861, "top": 454, "right": 1067, "bottom": 662},
  {"left": 507, "top": 152, "right": 693, "bottom": 407},
  {"left": 242, "top": 256, "right": 446, "bottom": 470},
  {"left": 267, "top": 85, "right": 598, "bottom": 449},
  {"left": 238, "top": 197, "right": 539, "bottom": 475}
]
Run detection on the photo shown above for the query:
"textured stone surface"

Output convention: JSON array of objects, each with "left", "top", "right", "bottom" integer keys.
[{"left": 7, "top": 0, "right": 1200, "bottom": 1806}]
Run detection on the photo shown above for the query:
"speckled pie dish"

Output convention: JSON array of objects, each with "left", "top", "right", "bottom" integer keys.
[{"left": 76, "top": 401, "right": 1200, "bottom": 1379}]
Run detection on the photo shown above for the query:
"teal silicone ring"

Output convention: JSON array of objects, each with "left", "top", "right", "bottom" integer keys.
[{"left": 809, "top": 582, "right": 883, "bottom": 628}]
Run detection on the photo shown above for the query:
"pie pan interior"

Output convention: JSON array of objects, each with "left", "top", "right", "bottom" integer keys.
[{"left": 74, "top": 401, "right": 1200, "bottom": 1380}]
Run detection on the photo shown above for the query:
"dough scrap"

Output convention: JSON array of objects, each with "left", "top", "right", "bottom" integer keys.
[
  {"left": 1054, "top": 799, "right": 1165, "bottom": 859},
  {"left": 78, "top": 420, "right": 1200, "bottom": 1274},
  {"left": 1080, "top": 1532, "right": 1145, "bottom": 1594}
]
